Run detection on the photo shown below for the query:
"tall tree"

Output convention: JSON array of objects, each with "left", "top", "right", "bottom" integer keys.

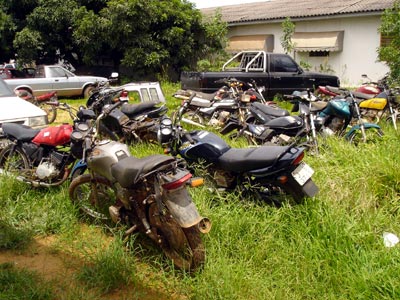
[{"left": 378, "top": 0, "right": 400, "bottom": 83}]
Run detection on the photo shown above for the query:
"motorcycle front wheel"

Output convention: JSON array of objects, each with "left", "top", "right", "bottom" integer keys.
[
  {"left": 39, "top": 103, "right": 57, "bottom": 124},
  {"left": 0, "top": 145, "right": 30, "bottom": 177},
  {"left": 347, "top": 127, "right": 384, "bottom": 145},
  {"left": 181, "top": 110, "right": 205, "bottom": 127},
  {"left": 69, "top": 174, "right": 116, "bottom": 220},
  {"left": 148, "top": 203, "right": 205, "bottom": 271}
]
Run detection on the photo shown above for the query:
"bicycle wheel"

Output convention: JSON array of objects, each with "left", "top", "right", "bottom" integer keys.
[
  {"left": 69, "top": 174, "right": 116, "bottom": 220},
  {"left": 347, "top": 127, "right": 384, "bottom": 145},
  {"left": 0, "top": 145, "right": 29, "bottom": 177},
  {"left": 39, "top": 103, "right": 57, "bottom": 124}
]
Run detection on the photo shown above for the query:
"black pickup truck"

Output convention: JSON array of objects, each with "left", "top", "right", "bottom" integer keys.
[{"left": 180, "top": 51, "right": 340, "bottom": 99}]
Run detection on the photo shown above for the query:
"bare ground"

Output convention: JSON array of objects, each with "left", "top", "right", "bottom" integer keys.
[{"left": 0, "top": 233, "right": 188, "bottom": 300}]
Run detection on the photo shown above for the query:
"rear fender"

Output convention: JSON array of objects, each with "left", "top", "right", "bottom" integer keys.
[{"left": 163, "top": 185, "right": 203, "bottom": 228}]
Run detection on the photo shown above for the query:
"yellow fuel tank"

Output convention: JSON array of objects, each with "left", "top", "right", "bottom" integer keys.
[{"left": 359, "top": 98, "right": 387, "bottom": 110}]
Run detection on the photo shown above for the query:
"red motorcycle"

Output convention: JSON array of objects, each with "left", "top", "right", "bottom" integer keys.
[
  {"left": 0, "top": 105, "right": 95, "bottom": 187},
  {"left": 16, "top": 90, "right": 59, "bottom": 123}
]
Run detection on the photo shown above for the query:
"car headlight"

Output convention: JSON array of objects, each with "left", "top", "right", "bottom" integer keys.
[{"left": 28, "top": 115, "right": 48, "bottom": 127}]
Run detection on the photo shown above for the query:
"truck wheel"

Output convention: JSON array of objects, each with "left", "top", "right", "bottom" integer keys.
[{"left": 83, "top": 85, "right": 95, "bottom": 99}]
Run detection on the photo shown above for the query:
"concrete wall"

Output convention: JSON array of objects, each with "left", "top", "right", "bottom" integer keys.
[{"left": 227, "top": 15, "right": 389, "bottom": 86}]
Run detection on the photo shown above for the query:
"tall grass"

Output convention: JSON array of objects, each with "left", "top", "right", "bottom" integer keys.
[{"left": 1, "top": 85, "right": 399, "bottom": 299}]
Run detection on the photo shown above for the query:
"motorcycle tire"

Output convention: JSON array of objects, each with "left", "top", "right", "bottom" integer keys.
[
  {"left": 347, "top": 127, "right": 384, "bottom": 145},
  {"left": 69, "top": 174, "right": 116, "bottom": 221},
  {"left": 148, "top": 202, "right": 205, "bottom": 271},
  {"left": 182, "top": 109, "right": 205, "bottom": 127},
  {"left": 39, "top": 103, "right": 57, "bottom": 124},
  {"left": 0, "top": 144, "right": 30, "bottom": 177}
]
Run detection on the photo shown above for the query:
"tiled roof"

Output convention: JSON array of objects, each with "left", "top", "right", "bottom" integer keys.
[{"left": 201, "top": 0, "right": 396, "bottom": 24}]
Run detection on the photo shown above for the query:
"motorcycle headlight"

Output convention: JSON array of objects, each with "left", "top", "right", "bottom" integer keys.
[{"left": 158, "top": 118, "right": 173, "bottom": 144}]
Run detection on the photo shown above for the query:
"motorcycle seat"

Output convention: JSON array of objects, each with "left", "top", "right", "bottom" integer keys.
[
  {"left": 310, "top": 101, "right": 328, "bottom": 111},
  {"left": 252, "top": 102, "right": 290, "bottom": 118},
  {"left": 174, "top": 89, "right": 217, "bottom": 101},
  {"left": 218, "top": 145, "right": 291, "bottom": 173},
  {"left": 111, "top": 154, "right": 175, "bottom": 187},
  {"left": 1, "top": 123, "right": 41, "bottom": 142},
  {"left": 120, "top": 101, "right": 160, "bottom": 117}
]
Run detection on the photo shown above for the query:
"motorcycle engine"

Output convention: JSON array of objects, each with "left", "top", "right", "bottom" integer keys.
[
  {"left": 208, "top": 111, "right": 231, "bottom": 127},
  {"left": 35, "top": 152, "right": 63, "bottom": 179},
  {"left": 36, "top": 161, "right": 59, "bottom": 179},
  {"left": 213, "top": 169, "right": 235, "bottom": 188},
  {"left": 326, "top": 117, "right": 345, "bottom": 133}
]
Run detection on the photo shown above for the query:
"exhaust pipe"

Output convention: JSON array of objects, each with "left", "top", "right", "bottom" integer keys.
[{"left": 197, "top": 217, "right": 212, "bottom": 234}]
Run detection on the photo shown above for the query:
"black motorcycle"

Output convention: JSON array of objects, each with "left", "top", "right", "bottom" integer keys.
[
  {"left": 87, "top": 84, "right": 168, "bottom": 144},
  {"left": 157, "top": 93, "right": 319, "bottom": 206}
]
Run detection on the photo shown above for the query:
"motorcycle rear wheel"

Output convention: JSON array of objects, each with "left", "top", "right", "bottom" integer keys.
[
  {"left": 0, "top": 145, "right": 30, "bottom": 177},
  {"left": 69, "top": 174, "right": 116, "bottom": 220},
  {"left": 148, "top": 203, "right": 205, "bottom": 271}
]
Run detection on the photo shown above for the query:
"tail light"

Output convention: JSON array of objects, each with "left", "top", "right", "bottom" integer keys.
[
  {"left": 162, "top": 172, "right": 192, "bottom": 190},
  {"left": 292, "top": 151, "right": 305, "bottom": 166}
]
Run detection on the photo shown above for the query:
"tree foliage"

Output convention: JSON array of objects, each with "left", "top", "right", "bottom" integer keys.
[
  {"left": 378, "top": 0, "right": 400, "bottom": 84},
  {"left": 280, "top": 17, "right": 295, "bottom": 55},
  {"left": 0, "top": 0, "right": 227, "bottom": 79}
]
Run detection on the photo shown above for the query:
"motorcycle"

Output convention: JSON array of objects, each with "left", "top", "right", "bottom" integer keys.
[
  {"left": 173, "top": 78, "right": 266, "bottom": 128},
  {"left": 316, "top": 77, "right": 399, "bottom": 129},
  {"left": 157, "top": 93, "right": 319, "bottom": 206},
  {"left": 68, "top": 102, "right": 211, "bottom": 271},
  {"left": 288, "top": 88, "right": 384, "bottom": 151},
  {"left": 220, "top": 94, "right": 306, "bottom": 146},
  {"left": 87, "top": 84, "right": 168, "bottom": 143},
  {"left": 16, "top": 90, "right": 59, "bottom": 124},
  {"left": 0, "top": 104, "right": 96, "bottom": 187}
]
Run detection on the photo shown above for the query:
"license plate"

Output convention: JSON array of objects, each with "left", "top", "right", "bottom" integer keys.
[{"left": 292, "top": 162, "right": 314, "bottom": 186}]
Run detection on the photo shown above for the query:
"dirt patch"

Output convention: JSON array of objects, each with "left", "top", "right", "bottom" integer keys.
[{"left": 0, "top": 235, "right": 186, "bottom": 300}]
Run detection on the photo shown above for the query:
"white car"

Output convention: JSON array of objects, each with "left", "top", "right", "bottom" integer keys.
[{"left": 0, "top": 78, "right": 48, "bottom": 133}]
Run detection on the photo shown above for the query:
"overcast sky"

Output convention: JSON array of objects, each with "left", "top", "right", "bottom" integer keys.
[{"left": 189, "top": 0, "right": 267, "bottom": 9}]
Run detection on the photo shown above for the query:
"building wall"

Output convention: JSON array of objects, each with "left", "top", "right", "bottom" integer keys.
[{"left": 227, "top": 15, "right": 389, "bottom": 86}]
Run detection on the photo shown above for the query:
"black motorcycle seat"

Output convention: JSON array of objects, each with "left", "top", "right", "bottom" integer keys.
[
  {"left": 111, "top": 154, "right": 175, "bottom": 187},
  {"left": 251, "top": 102, "right": 290, "bottom": 119},
  {"left": 120, "top": 101, "right": 160, "bottom": 117},
  {"left": 1, "top": 123, "right": 41, "bottom": 142},
  {"left": 218, "top": 145, "right": 290, "bottom": 173}
]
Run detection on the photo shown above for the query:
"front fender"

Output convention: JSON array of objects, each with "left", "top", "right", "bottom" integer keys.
[{"left": 345, "top": 123, "right": 381, "bottom": 138}]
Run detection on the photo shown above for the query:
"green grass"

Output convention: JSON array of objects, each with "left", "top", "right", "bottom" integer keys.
[{"left": 1, "top": 84, "right": 400, "bottom": 299}]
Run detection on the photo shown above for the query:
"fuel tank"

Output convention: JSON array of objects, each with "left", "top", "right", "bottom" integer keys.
[
  {"left": 179, "top": 130, "right": 230, "bottom": 161},
  {"left": 87, "top": 140, "right": 130, "bottom": 180},
  {"left": 320, "top": 99, "right": 351, "bottom": 119}
]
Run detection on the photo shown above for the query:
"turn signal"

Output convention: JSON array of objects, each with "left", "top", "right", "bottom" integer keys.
[
  {"left": 277, "top": 175, "right": 288, "bottom": 184},
  {"left": 189, "top": 177, "right": 204, "bottom": 187}
]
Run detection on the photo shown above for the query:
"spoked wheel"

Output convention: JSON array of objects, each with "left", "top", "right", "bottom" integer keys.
[
  {"left": 69, "top": 174, "right": 116, "bottom": 220},
  {"left": 347, "top": 127, "right": 384, "bottom": 145},
  {"left": 39, "top": 103, "right": 57, "bottom": 124},
  {"left": 181, "top": 110, "right": 205, "bottom": 127},
  {"left": 385, "top": 112, "right": 400, "bottom": 130},
  {"left": 148, "top": 203, "right": 205, "bottom": 271},
  {"left": 228, "top": 130, "right": 258, "bottom": 146},
  {"left": 0, "top": 145, "right": 29, "bottom": 177}
]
